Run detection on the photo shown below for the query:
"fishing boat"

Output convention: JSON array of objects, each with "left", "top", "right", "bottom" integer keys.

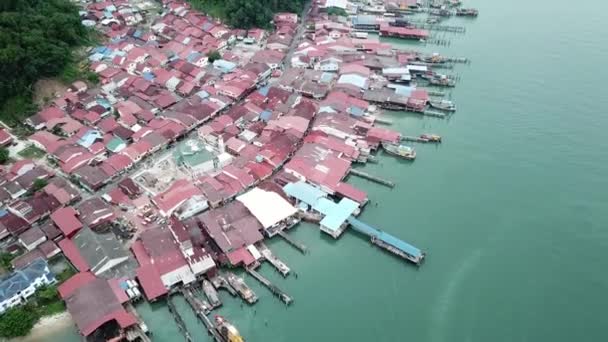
[
  {"left": 215, "top": 316, "right": 245, "bottom": 342},
  {"left": 420, "top": 134, "right": 442, "bottom": 143},
  {"left": 456, "top": 8, "right": 479, "bottom": 16},
  {"left": 226, "top": 273, "right": 258, "bottom": 304},
  {"left": 382, "top": 144, "right": 416, "bottom": 160},
  {"left": 429, "top": 99, "right": 456, "bottom": 111},
  {"left": 202, "top": 279, "right": 222, "bottom": 308},
  {"left": 428, "top": 74, "right": 456, "bottom": 87}
]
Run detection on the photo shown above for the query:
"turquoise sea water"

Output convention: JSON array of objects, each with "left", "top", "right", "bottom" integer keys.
[{"left": 40, "top": 0, "right": 608, "bottom": 340}]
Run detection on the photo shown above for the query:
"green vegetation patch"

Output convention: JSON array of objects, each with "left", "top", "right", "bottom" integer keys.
[
  {"left": 0, "top": 0, "right": 92, "bottom": 125},
  {"left": 188, "top": 0, "right": 306, "bottom": 29},
  {"left": 18, "top": 145, "right": 46, "bottom": 159}
]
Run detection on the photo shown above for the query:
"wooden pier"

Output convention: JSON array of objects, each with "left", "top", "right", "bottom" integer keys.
[
  {"left": 402, "top": 136, "right": 430, "bottom": 143},
  {"left": 245, "top": 268, "right": 294, "bottom": 305},
  {"left": 167, "top": 295, "right": 193, "bottom": 342},
  {"left": 259, "top": 244, "right": 291, "bottom": 277},
  {"left": 422, "top": 110, "right": 447, "bottom": 118},
  {"left": 277, "top": 230, "right": 308, "bottom": 254},
  {"left": 349, "top": 169, "right": 396, "bottom": 188},
  {"left": 373, "top": 117, "right": 393, "bottom": 125},
  {"left": 181, "top": 288, "right": 226, "bottom": 342}
]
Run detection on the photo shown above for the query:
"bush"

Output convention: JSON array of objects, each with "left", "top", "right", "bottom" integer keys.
[
  {"left": 0, "top": 148, "right": 9, "bottom": 164},
  {"left": 206, "top": 50, "right": 222, "bottom": 63},
  {"left": 0, "top": 307, "right": 38, "bottom": 338}
]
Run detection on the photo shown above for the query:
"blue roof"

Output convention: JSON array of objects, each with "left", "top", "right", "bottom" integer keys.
[
  {"left": 187, "top": 52, "right": 202, "bottom": 63},
  {"left": 0, "top": 258, "right": 54, "bottom": 302},
  {"left": 283, "top": 181, "right": 327, "bottom": 206},
  {"left": 97, "top": 98, "right": 112, "bottom": 109},
  {"left": 89, "top": 53, "right": 105, "bottom": 62},
  {"left": 213, "top": 60, "right": 237, "bottom": 73},
  {"left": 388, "top": 84, "right": 414, "bottom": 96},
  {"left": 349, "top": 106, "right": 365, "bottom": 116},
  {"left": 0, "top": 209, "right": 8, "bottom": 217},
  {"left": 259, "top": 110, "right": 272, "bottom": 122},
  {"left": 106, "top": 4, "right": 117, "bottom": 12},
  {"left": 258, "top": 85, "right": 270, "bottom": 96},
  {"left": 318, "top": 197, "right": 359, "bottom": 232},
  {"left": 338, "top": 74, "right": 369, "bottom": 89},
  {"left": 77, "top": 129, "right": 103, "bottom": 148},
  {"left": 347, "top": 217, "right": 422, "bottom": 258},
  {"left": 320, "top": 72, "right": 335, "bottom": 84},
  {"left": 377, "top": 230, "right": 422, "bottom": 258},
  {"left": 133, "top": 30, "right": 143, "bottom": 38},
  {"left": 195, "top": 90, "right": 210, "bottom": 99},
  {"left": 143, "top": 72, "right": 155, "bottom": 81}
]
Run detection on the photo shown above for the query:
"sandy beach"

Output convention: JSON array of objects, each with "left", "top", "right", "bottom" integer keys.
[{"left": 4, "top": 312, "right": 73, "bottom": 342}]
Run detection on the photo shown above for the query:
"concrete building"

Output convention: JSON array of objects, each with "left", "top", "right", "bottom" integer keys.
[{"left": 0, "top": 258, "right": 56, "bottom": 314}]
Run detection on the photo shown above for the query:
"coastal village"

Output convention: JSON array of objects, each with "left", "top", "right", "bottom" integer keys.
[{"left": 0, "top": 0, "right": 477, "bottom": 340}]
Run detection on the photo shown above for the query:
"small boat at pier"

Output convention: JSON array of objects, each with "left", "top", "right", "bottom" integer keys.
[
  {"left": 382, "top": 144, "right": 416, "bottom": 160},
  {"left": 456, "top": 8, "right": 479, "bottom": 16},
  {"left": 203, "top": 279, "right": 222, "bottom": 308},
  {"left": 226, "top": 273, "right": 258, "bottom": 304},
  {"left": 420, "top": 134, "right": 442, "bottom": 142},
  {"left": 215, "top": 315, "right": 245, "bottom": 342},
  {"left": 429, "top": 99, "right": 456, "bottom": 112},
  {"left": 428, "top": 74, "right": 456, "bottom": 87}
]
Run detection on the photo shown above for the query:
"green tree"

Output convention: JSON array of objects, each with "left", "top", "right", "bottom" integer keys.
[
  {"left": 0, "top": 147, "right": 9, "bottom": 164},
  {"left": 32, "top": 178, "right": 48, "bottom": 192},
  {"left": 207, "top": 50, "right": 222, "bottom": 63},
  {"left": 35, "top": 285, "right": 59, "bottom": 305},
  {"left": 0, "top": 0, "right": 90, "bottom": 123},
  {"left": 0, "top": 307, "right": 38, "bottom": 338}
]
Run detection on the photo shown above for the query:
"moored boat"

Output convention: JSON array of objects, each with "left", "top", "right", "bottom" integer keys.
[
  {"left": 203, "top": 279, "right": 222, "bottom": 308},
  {"left": 420, "top": 134, "right": 442, "bottom": 142},
  {"left": 382, "top": 143, "right": 416, "bottom": 160},
  {"left": 429, "top": 99, "right": 456, "bottom": 111},
  {"left": 428, "top": 74, "right": 456, "bottom": 87},
  {"left": 456, "top": 8, "right": 479, "bottom": 16},
  {"left": 226, "top": 273, "right": 258, "bottom": 304},
  {"left": 215, "top": 315, "right": 245, "bottom": 342}
]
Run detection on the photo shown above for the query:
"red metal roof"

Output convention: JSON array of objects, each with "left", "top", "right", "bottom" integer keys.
[
  {"left": 136, "top": 265, "right": 168, "bottom": 301},
  {"left": 50, "top": 207, "right": 83, "bottom": 238},
  {"left": 226, "top": 247, "right": 256, "bottom": 266},
  {"left": 58, "top": 272, "right": 96, "bottom": 299},
  {"left": 107, "top": 278, "right": 130, "bottom": 304},
  {"left": 335, "top": 182, "right": 368, "bottom": 204},
  {"left": 58, "top": 238, "right": 90, "bottom": 272}
]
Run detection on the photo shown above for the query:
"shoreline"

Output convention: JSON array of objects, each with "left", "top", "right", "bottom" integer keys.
[{"left": 5, "top": 312, "right": 73, "bottom": 342}]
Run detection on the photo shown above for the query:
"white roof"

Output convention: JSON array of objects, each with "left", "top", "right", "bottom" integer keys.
[
  {"left": 325, "top": 0, "right": 348, "bottom": 9},
  {"left": 237, "top": 188, "right": 297, "bottom": 229}
]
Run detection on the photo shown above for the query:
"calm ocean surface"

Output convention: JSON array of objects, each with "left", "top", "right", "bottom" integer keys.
[{"left": 41, "top": 0, "right": 608, "bottom": 340}]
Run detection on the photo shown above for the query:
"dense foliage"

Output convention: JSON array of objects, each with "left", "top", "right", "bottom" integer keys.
[
  {"left": 207, "top": 50, "right": 222, "bottom": 63},
  {"left": 0, "top": 0, "right": 90, "bottom": 123},
  {"left": 327, "top": 7, "right": 348, "bottom": 16},
  {"left": 0, "top": 148, "right": 9, "bottom": 164},
  {"left": 0, "top": 306, "right": 38, "bottom": 338},
  {"left": 189, "top": 0, "right": 306, "bottom": 29}
]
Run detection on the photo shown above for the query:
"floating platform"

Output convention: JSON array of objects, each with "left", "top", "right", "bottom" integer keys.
[
  {"left": 246, "top": 268, "right": 294, "bottom": 305},
  {"left": 349, "top": 169, "right": 395, "bottom": 188},
  {"left": 347, "top": 217, "right": 425, "bottom": 265}
]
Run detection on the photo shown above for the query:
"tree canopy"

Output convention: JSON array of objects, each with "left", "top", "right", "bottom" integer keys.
[
  {"left": 206, "top": 50, "right": 222, "bottom": 63},
  {"left": 0, "top": 0, "right": 90, "bottom": 123},
  {"left": 189, "top": 0, "right": 306, "bottom": 29},
  {"left": 0, "top": 306, "right": 38, "bottom": 338},
  {"left": 0, "top": 148, "right": 9, "bottom": 164}
]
